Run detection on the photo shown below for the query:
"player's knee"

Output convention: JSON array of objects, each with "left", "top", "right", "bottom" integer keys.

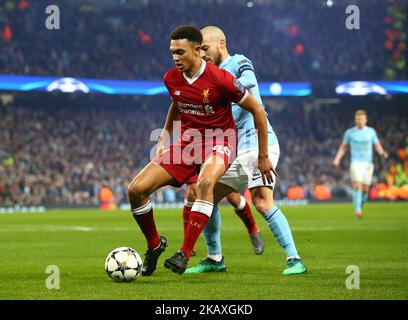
[
  {"left": 196, "top": 177, "right": 216, "bottom": 197},
  {"left": 353, "top": 182, "right": 363, "bottom": 190},
  {"left": 253, "top": 201, "right": 269, "bottom": 215},
  {"left": 127, "top": 180, "right": 149, "bottom": 203},
  {"left": 252, "top": 196, "right": 273, "bottom": 215},
  {"left": 186, "top": 184, "right": 198, "bottom": 202}
]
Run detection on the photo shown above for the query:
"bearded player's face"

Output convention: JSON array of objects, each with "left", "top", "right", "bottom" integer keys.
[
  {"left": 200, "top": 39, "right": 222, "bottom": 66},
  {"left": 170, "top": 39, "right": 200, "bottom": 73}
]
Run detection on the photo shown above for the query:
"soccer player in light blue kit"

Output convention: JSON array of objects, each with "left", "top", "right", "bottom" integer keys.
[
  {"left": 333, "top": 110, "right": 388, "bottom": 218},
  {"left": 185, "top": 26, "right": 307, "bottom": 275}
]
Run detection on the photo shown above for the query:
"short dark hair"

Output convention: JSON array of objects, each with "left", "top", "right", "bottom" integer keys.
[{"left": 170, "top": 25, "right": 202, "bottom": 44}]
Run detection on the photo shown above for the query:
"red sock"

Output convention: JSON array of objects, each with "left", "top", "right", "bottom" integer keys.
[
  {"left": 183, "top": 205, "right": 197, "bottom": 252},
  {"left": 133, "top": 208, "right": 160, "bottom": 250},
  {"left": 182, "top": 205, "right": 191, "bottom": 236},
  {"left": 181, "top": 211, "right": 209, "bottom": 260},
  {"left": 235, "top": 202, "right": 259, "bottom": 234}
]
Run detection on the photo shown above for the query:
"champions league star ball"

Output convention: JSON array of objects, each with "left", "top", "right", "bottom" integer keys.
[
  {"left": 46, "top": 77, "right": 90, "bottom": 93},
  {"left": 105, "top": 247, "right": 143, "bottom": 282}
]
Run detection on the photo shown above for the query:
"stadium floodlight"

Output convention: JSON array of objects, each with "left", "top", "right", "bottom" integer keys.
[{"left": 269, "top": 83, "right": 283, "bottom": 95}]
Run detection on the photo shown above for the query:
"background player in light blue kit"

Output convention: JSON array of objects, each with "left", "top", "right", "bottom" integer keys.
[
  {"left": 185, "top": 26, "right": 307, "bottom": 275},
  {"left": 333, "top": 110, "right": 388, "bottom": 218}
]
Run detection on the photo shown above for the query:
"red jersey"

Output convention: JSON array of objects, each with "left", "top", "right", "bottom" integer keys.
[
  {"left": 155, "top": 60, "right": 248, "bottom": 186},
  {"left": 163, "top": 60, "right": 248, "bottom": 143}
]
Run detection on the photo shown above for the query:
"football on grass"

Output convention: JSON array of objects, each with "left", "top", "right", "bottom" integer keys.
[{"left": 105, "top": 247, "right": 143, "bottom": 282}]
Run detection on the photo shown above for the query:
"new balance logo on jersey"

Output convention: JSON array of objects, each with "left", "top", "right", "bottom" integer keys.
[{"left": 204, "top": 105, "right": 214, "bottom": 114}]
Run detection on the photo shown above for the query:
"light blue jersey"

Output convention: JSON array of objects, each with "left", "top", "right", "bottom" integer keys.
[
  {"left": 342, "top": 126, "right": 379, "bottom": 163},
  {"left": 219, "top": 54, "right": 278, "bottom": 152}
]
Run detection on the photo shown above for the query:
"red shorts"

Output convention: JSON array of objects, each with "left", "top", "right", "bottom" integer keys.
[
  {"left": 187, "top": 174, "right": 198, "bottom": 185},
  {"left": 154, "top": 142, "right": 235, "bottom": 186}
]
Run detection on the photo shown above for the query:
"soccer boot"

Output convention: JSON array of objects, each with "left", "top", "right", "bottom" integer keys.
[
  {"left": 283, "top": 258, "right": 307, "bottom": 276},
  {"left": 185, "top": 257, "right": 226, "bottom": 274},
  {"left": 249, "top": 231, "right": 264, "bottom": 255},
  {"left": 164, "top": 250, "right": 188, "bottom": 275},
  {"left": 141, "top": 236, "right": 168, "bottom": 276}
]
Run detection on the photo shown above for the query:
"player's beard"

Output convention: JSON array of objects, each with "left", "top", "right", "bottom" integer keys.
[{"left": 214, "top": 49, "right": 223, "bottom": 66}]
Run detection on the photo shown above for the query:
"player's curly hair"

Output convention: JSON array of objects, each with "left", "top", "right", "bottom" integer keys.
[{"left": 170, "top": 25, "right": 202, "bottom": 45}]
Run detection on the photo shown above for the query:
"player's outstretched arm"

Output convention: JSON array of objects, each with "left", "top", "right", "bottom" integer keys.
[
  {"left": 239, "top": 94, "right": 275, "bottom": 185},
  {"left": 157, "top": 101, "right": 179, "bottom": 157},
  {"left": 375, "top": 142, "right": 389, "bottom": 159},
  {"left": 333, "top": 144, "right": 347, "bottom": 166}
]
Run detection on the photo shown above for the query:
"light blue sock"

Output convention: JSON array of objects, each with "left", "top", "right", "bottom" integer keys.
[
  {"left": 203, "top": 205, "right": 222, "bottom": 256},
  {"left": 264, "top": 206, "right": 299, "bottom": 259},
  {"left": 353, "top": 189, "right": 363, "bottom": 212}
]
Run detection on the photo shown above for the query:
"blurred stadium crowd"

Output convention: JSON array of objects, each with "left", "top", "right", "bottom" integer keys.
[
  {"left": 0, "top": 0, "right": 406, "bottom": 82},
  {"left": 1, "top": 98, "right": 407, "bottom": 206},
  {"left": 0, "top": 0, "right": 407, "bottom": 206}
]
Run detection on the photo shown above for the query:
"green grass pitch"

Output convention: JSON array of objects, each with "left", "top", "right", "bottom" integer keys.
[{"left": 0, "top": 202, "right": 407, "bottom": 300}]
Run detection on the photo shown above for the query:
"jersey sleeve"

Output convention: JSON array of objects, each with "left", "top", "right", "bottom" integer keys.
[
  {"left": 219, "top": 68, "right": 249, "bottom": 105},
  {"left": 235, "top": 57, "right": 257, "bottom": 89},
  {"left": 342, "top": 130, "right": 350, "bottom": 145},
  {"left": 372, "top": 128, "right": 379, "bottom": 144},
  {"left": 238, "top": 69, "right": 257, "bottom": 89}
]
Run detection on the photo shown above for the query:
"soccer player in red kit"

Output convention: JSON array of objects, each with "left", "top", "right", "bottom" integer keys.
[{"left": 127, "top": 25, "right": 273, "bottom": 275}]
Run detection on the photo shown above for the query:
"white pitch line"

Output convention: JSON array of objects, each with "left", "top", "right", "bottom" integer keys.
[{"left": 0, "top": 225, "right": 96, "bottom": 232}]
